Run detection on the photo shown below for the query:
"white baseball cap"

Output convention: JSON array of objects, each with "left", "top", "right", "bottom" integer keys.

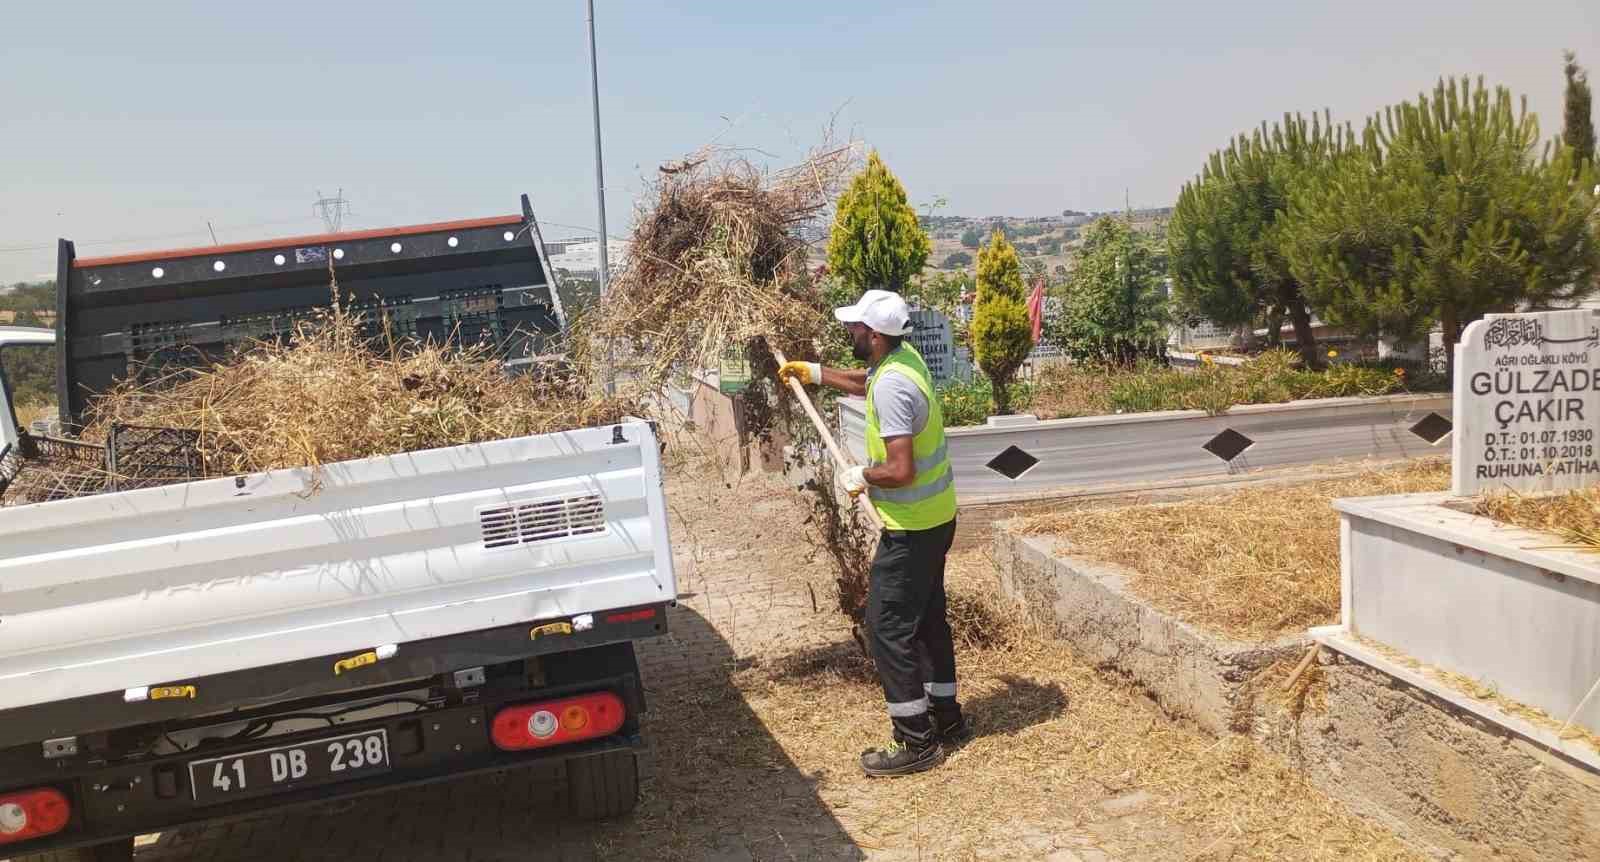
[{"left": 833, "top": 289, "right": 912, "bottom": 336}]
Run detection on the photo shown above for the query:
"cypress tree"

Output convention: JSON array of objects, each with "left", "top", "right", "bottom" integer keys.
[
  {"left": 970, "top": 231, "right": 1033, "bottom": 415},
  {"left": 826, "top": 151, "right": 931, "bottom": 293}
]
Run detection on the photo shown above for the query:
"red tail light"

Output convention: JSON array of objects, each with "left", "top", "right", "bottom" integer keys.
[
  {"left": 490, "top": 692, "right": 625, "bottom": 751},
  {"left": 0, "top": 787, "right": 70, "bottom": 846},
  {"left": 605, "top": 608, "right": 656, "bottom": 624}
]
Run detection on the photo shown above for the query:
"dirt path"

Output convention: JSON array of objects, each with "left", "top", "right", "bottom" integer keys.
[{"left": 124, "top": 459, "right": 1420, "bottom": 861}]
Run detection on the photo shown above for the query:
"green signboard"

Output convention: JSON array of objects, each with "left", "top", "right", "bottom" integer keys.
[{"left": 718, "top": 347, "right": 752, "bottom": 396}]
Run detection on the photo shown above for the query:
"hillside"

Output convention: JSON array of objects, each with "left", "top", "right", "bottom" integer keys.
[
  {"left": 919, "top": 209, "right": 1171, "bottom": 278},
  {"left": 0, "top": 281, "right": 56, "bottom": 327}
]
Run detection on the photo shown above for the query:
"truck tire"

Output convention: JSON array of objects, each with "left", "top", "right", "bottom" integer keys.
[
  {"left": 19, "top": 838, "right": 135, "bottom": 862},
  {"left": 566, "top": 750, "right": 638, "bottom": 821}
]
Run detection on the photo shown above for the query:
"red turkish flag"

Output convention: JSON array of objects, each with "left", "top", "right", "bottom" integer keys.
[{"left": 1026, "top": 278, "right": 1045, "bottom": 344}]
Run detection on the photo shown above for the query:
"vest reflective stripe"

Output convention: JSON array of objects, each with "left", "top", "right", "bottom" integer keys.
[
  {"left": 864, "top": 344, "right": 958, "bottom": 530},
  {"left": 870, "top": 439, "right": 948, "bottom": 475},
  {"left": 868, "top": 468, "right": 954, "bottom": 505}
]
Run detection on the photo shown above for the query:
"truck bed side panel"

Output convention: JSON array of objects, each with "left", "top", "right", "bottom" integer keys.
[{"left": 0, "top": 422, "right": 674, "bottom": 712}]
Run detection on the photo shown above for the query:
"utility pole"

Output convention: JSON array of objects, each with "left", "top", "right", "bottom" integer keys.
[{"left": 585, "top": 0, "right": 610, "bottom": 299}]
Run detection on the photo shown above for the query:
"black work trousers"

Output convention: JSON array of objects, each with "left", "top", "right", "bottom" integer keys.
[{"left": 865, "top": 517, "right": 960, "bottom": 748}]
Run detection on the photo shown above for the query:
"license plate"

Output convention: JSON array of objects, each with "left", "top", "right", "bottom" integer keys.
[{"left": 188, "top": 729, "right": 390, "bottom": 805}]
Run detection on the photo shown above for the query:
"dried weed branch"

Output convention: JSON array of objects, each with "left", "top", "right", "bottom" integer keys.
[{"left": 576, "top": 143, "right": 860, "bottom": 400}]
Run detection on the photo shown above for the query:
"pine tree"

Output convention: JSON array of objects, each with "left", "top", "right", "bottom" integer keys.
[
  {"left": 826, "top": 151, "right": 932, "bottom": 293},
  {"left": 1282, "top": 76, "right": 1600, "bottom": 380},
  {"left": 970, "top": 231, "right": 1033, "bottom": 415},
  {"left": 1565, "top": 51, "right": 1596, "bottom": 170},
  {"left": 1167, "top": 112, "right": 1349, "bottom": 368}
]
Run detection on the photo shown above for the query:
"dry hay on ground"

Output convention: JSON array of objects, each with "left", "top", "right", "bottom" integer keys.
[
  {"left": 576, "top": 144, "right": 858, "bottom": 398},
  {"left": 739, "top": 546, "right": 1420, "bottom": 860},
  {"left": 647, "top": 458, "right": 1419, "bottom": 860},
  {"left": 83, "top": 311, "right": 635, "bottom": 477},
  {"left": 1476, "top": 486, "right": 1600, "bottom": 552},
  {"left": 1013, "top": 460, "right": 1451, "bottom": 641}
]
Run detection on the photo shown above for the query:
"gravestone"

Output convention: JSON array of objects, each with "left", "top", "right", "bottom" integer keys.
[
  {"left": 908, "top": 305, "right": 970, "bottom": 383},
  {"left": 1451, "top": 309, "right": 1600, "bottom": 496}
]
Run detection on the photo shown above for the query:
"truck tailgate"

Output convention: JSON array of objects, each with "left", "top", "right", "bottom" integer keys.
[{"left": 0, "top": 421, "right": 674, "bottom": 713}]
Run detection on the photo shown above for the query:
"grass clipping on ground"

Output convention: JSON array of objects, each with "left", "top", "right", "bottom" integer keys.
[
  {"left": 1014, "top": 460, "right": 1451, "bottom": 640},
  {"left": 1476, "top": 486, "right": 1600, "bottom": 552},
  {"left": 740, "top": 546, "right": 1422, "bottom": 861},
  {"left": 83, "top": 310, "right": 637, "bottom": 476}
]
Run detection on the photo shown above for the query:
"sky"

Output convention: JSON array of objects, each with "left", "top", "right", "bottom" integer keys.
[{"left": 2, "top": 0, "right": 1597, "bottom": 283}]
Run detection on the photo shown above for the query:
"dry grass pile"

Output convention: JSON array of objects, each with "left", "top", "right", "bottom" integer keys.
[
  {"left": 1475, "top": 487, "right": 1600, "bottom": 552},
  {"left": 1014, "top": 460, "right": 1451, "bottom": 640},
  {"left": 574, "top": 141, "right": 891, "bottom": 638},
  {"left": 577, "top": 144, "right": 859, "bottom": 397},
  {"left": 83, "top": 310, "right": 636, "bottom": 477}
]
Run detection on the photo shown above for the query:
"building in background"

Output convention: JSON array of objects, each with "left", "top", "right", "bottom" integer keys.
[
  {"left": 544, "top": 236, "right": 630, "bottom": 281},
  {"left": 545, "top": 237, "right": 631, "bottom": 321}
]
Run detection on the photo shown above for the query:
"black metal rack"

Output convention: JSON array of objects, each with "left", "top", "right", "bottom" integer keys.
[{"left": 54, "top": 194, "right": 565, "bottom": 427}]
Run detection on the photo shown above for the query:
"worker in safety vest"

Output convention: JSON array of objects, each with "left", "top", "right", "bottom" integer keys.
[{"left": 779, "top": 289, "right": 969, "bottom": 776}]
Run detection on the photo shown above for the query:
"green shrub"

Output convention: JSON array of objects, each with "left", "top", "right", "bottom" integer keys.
[
  {"left": 938, "top": 377, "right": 1033, "bottom": 427},
  {"left": 1030, "top": 348, "right": 1418, "bottom": 419}
]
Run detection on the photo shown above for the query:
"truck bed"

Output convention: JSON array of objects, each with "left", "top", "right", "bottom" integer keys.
[{"left": 0, "top": 421, "right": 674, "bottom": 733}]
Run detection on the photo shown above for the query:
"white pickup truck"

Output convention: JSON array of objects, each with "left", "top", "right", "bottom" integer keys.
[{"left": 0, "top": 209, "right": 676, "bottom": 860}]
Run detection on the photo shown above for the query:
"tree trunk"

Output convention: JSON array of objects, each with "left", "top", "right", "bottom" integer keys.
[
  {"left": 1287, "top": 299, "right": 1324, "bottom": 370},
  {"left": 1265, "top": 308, "right": 1284, "bottom": 349},
  {"left": 991, "top": 373, "right": 1011, "bottom": 416}
]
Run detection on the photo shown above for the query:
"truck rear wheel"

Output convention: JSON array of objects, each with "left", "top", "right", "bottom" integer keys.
[
  {"left": 567, "top": 750, "right": 638, "bottom": 821},
  {"left": 20, "top": 837, "right": 135, "bottom": 862}
]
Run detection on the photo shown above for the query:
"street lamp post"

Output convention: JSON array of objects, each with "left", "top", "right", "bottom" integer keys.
[
  {"left": 585, "top": 0, "right": 610, "bottom": 297},
  {"left": 585, "top": 0, "right": 613, "bottom": 392}
]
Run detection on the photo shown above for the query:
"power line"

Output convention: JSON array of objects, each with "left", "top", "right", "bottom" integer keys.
[
  {"left": 313, "top": 188, "right": 352, "bottom": 233},
  {"left": 0, "top": 215, "right": 326, "bottom": 255},
  {"left": 535, "top": 219, "right": 629, "bottom": 242}
]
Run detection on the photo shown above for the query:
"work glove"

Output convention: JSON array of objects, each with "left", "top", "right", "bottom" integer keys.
[
  {"left": 777, "top": 361, "right": 821, "bottom": 386},
  {"left": 837, "top": 465, "right": 869, "bottom": 499}
]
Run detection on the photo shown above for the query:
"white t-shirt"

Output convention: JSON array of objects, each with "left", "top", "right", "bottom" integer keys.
[{"left": 869, "top": 366, "right": 931, "bottom": 439}]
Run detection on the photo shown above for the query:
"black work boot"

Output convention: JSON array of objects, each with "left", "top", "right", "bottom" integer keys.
[
  {"left": 932, "top": 698, "right": 974, "bottom": 748},
  {"left": 860, "top": 738, "right": 945, "bottom": 777}
]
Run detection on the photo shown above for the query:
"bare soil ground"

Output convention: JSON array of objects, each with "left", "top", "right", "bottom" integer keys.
[{"left": 114, "top": 456, "right": 1424, "bottom": 861}]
